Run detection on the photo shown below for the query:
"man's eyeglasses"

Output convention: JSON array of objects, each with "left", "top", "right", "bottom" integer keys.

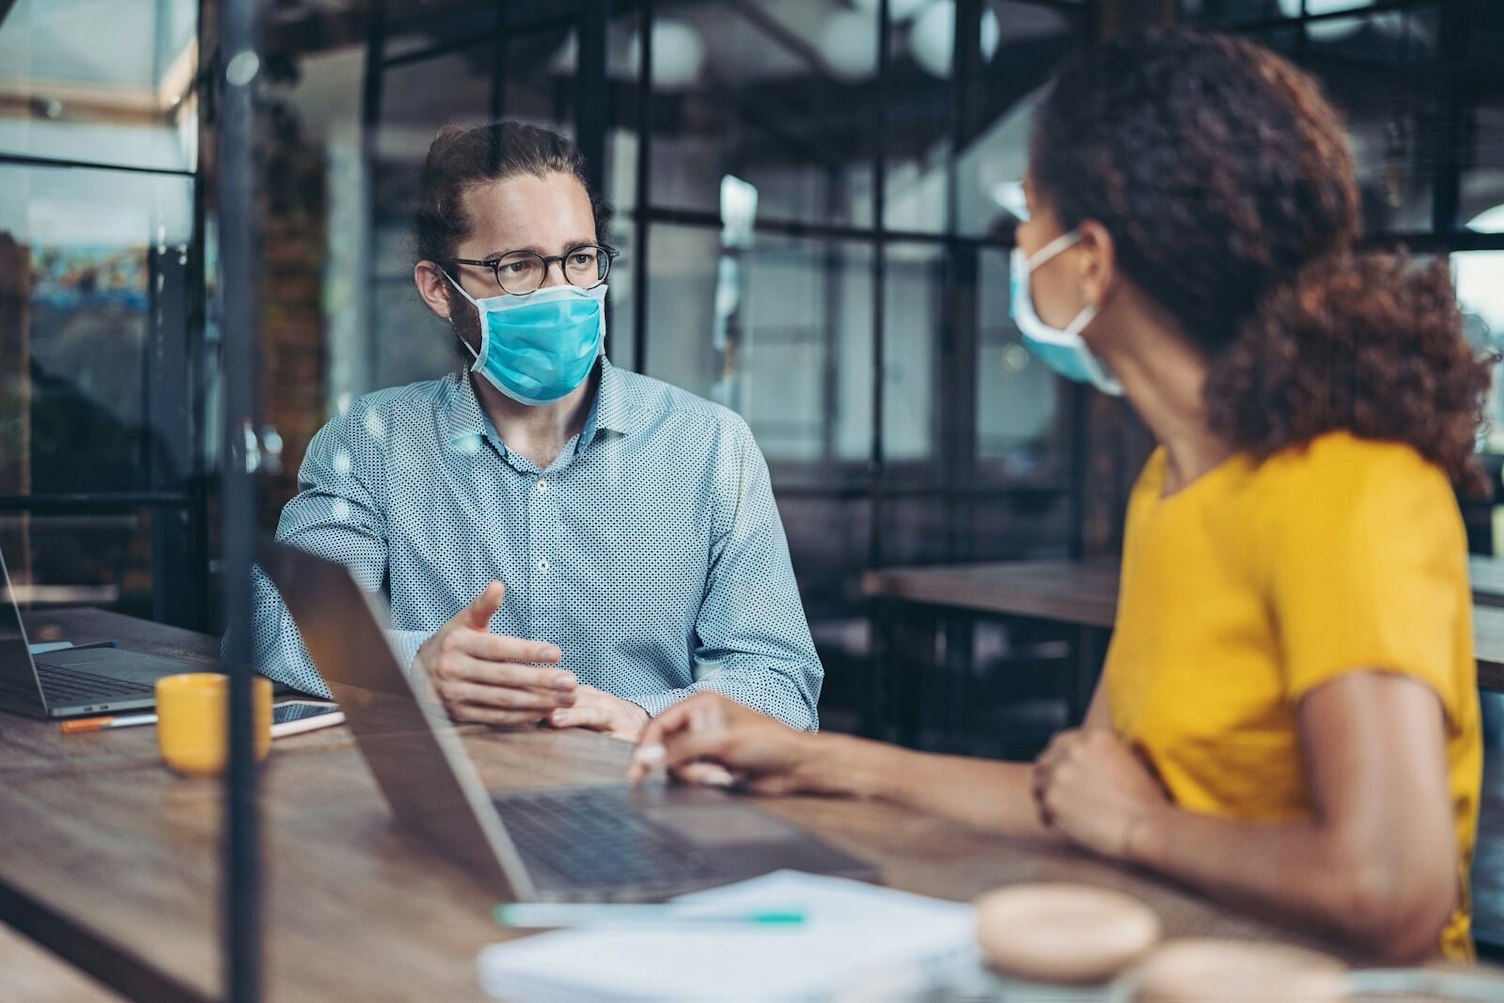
[{"left": 436, "top": 243, "right": 618, "bottom": 296}]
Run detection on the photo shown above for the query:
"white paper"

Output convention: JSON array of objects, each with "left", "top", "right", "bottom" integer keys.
[{"left": 476, "top": 871, "right": 978, "bottom": 1002}]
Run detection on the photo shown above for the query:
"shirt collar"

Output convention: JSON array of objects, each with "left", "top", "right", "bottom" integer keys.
[
  {"left": 582, "top": 358, "right": 635, "bottom": 447},
  {"left": 446, "top": 358, "right": 639, "bottom": 458}
]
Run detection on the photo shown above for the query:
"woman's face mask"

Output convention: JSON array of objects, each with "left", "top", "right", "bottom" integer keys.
[
  {"left": 1010, "top": 230, "right": 1123, "bottom": 397},
  {"left": 445, "top": 275, "right": 607, "bottom": 407}
]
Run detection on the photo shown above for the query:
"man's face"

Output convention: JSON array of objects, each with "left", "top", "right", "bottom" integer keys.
[{"left": 442, "top": 171, "right": 599, "bottom": 353}]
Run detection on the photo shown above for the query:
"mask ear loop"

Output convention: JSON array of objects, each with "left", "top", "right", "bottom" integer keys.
[
  {"left": 438, "top": 268, "right": 486, "bottom": 368},
  {"left": 1024, "top": 228, "right": 1083, "bottom": 271}
]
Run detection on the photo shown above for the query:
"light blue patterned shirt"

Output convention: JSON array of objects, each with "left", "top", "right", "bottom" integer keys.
[{"left": 250, "top": 359, "right": 821, "bottom": 729}]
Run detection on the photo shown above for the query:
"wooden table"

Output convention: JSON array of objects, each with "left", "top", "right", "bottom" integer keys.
[
  {"left": 0, "top": 609, "right": 1450, "bottom": 1000},
  {"left": 864, "top": 558, "right": 1504, "bottom": 692}
]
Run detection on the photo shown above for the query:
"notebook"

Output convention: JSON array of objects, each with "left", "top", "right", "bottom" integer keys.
[{"left": 475, "top": 870, "right": 979, "bottom": 1002}]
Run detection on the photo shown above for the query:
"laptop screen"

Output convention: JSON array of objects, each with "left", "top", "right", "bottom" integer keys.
[
  {"left": 258, "top": 540, "right": 533, "bottom": 898},
  {"left": 0, "top": 545, "right": 47, "bottom": 710}
]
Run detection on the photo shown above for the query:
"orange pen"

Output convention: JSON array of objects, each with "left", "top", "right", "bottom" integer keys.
[{"left": 61, "top": 712, "right": 158, "bottom": 734}]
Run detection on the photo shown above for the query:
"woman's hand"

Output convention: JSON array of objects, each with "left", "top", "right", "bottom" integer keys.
[
  {"left": 627, "top": 693, "right": 822, "bottom": 794},
  {"left": 1032, "top": 728, "right": 1170, "bottom": 860}
]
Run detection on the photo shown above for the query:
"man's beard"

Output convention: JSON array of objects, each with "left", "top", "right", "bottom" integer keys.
[{"left": 445, "top": 285, "right": 482, "bottom": 369}]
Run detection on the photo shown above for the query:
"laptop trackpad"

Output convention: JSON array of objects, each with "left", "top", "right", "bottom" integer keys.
[
  {"left": 648, "top": 802, "right": 799, "bottom": 846},
  {"left": 40, "top": 648, "right": 180, "bottom": 682}
]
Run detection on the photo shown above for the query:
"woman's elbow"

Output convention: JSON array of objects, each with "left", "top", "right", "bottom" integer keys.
[{"left": 1333, "top": 856, "right": 1454, "bottom": 962}]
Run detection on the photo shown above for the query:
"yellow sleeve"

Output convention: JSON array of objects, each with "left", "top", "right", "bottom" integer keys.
[{"left": 1268, "top": 437, "right": 1469, "bottom": 713}]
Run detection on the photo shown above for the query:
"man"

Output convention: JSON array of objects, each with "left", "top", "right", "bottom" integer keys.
[{"left": 251, "top": 122, "right": 821, "bottom": 740}]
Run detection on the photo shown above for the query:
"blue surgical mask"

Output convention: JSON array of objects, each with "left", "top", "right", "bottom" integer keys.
[
  {"left": 1010, "top": 232, "right": 1122, "bottom": 396},
  {"left": 444, "top": 277, "right": 608, "bottom": 406}
]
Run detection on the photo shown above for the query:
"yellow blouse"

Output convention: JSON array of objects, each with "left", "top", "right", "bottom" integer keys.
[{"left": 1106, "top": 431, "right": 1481, "bottom": 959}]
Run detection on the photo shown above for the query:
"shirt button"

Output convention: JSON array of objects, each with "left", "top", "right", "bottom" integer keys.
[
  {"left": 536, "top": 557, "right": 550, "bottom": 573},
  {"left": 535, "top": 479, "right": 549, "bottom": 493}
]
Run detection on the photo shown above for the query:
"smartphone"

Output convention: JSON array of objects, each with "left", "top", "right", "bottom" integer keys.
[{"left": 271, "top": 701, "right": 345, "bottom": 738}]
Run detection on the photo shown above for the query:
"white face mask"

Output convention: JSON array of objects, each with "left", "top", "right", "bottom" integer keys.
[{"left": 1010, "top": 230, "right": 1123, "bottom": 397}]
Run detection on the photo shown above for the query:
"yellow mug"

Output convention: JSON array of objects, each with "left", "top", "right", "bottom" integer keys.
[{"left": 155, "top": 673, "right": 272, "bottom": 778}]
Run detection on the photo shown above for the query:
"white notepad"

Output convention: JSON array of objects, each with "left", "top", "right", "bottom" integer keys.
[{"left": 475, "top": 870, "right": 979, "bottom": 1002}]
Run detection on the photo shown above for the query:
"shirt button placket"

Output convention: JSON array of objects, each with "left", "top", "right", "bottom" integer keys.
[{"left": 529, "top": 474, "right": 560, "bottom": 647}]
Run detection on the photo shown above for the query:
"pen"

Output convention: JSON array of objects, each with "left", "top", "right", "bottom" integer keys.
[
  {"left": 494, "top": 903, "right": 806, "bottom": 928},
  {"left": 61, "top": 712, "right": 158, "bottom": 735}
]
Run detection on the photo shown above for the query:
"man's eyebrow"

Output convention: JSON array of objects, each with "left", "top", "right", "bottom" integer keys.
[{"left": 481, "top": 240, "right": 599, "bottom": 259}]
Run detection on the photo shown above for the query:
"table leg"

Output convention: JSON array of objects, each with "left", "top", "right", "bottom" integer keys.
[
  {"left": 869, "top": 600, "right": 938, "bottom": 747},
  {"left": 942, "top": 617, "right": 974, "bottom": 753}
]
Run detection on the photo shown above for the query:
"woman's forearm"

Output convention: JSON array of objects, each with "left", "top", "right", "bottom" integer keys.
[
  {"left": 796, "top": 733, "right": 1052, "bottom": 839},
  {"left": 1126, "top": 806, "right": 1453, "bottom": 961}
]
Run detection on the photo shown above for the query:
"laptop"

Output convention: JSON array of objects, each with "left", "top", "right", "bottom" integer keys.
[
  {"left": 259, "top": 540, "right": 879, "bottom": 903},
  {"left": 0, "top": 547, "right": 203, "bottom": 719}
]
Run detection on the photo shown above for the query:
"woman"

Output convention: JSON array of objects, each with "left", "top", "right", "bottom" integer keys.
[{"left": 628, "top": 28, "right": 1488, "bottom": 962}]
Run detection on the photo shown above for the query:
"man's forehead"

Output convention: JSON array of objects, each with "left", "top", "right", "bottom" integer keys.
[{"left": 458, "top": 173, "right": 595, "bottom": 249}]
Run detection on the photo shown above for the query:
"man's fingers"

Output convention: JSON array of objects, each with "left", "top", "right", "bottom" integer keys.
[
  {"left": 448, "top": 703, "right": 545, "bottom": 728},
  {"left": 443, "top": 650, "right": 574, "bottom": 692},
  {"left": 440, "top": 679, "right": 572, "bottom": 713},
  {"left": 461, "top": 581, "right": 506, "bottom": 630},
  {"left": 548, "top": 704, "right": 608, "bottom": 731},
  {"left": 455, "top": 630, "right": 561, "bottom": 666}
]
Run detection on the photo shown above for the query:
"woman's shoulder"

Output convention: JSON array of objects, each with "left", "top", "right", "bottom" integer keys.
[{"left": 1254, "top": 430, "right": 1452, "bottom": 500}]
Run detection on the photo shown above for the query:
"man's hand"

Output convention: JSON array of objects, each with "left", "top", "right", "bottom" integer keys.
[
  {"left": 416, "top": 581, "right": 578, "bottom": 727},
  {"left": 547, "top": 684, "right": 650, "bottom": 742}
]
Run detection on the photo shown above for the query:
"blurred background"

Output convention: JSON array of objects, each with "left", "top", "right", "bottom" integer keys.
[{"left": 2, "top": 0, "right": 1503, "bottom": 752}]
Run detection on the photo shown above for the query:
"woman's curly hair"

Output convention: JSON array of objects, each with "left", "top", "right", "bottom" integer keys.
[{"left": 1030, "top": 28, "right": 1491, "bottom": 493}]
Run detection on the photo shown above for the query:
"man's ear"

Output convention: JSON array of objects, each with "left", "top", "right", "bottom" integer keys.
[
  {"left": 1074, "top": 220, "right": 1118, "bottom": 309},
  {"left": 414, "top": 261, "right": 454, "bottom": 321}
]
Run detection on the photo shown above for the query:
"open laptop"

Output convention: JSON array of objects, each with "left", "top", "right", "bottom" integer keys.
[
  {"left": 0, "top": 546, "right": 203, "bottom": 719},
  {"left": 259, "top": 540, "right": 879, "bottom": 903}
]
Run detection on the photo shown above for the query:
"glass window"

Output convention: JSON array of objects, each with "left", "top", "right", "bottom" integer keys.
[
  {"left": 1461, "top": 87, "right": 1504, "bottom": 236},
  {"left": 883, "top": 243, "right": 943, "bottom": 469},
  {"left": 975, "top": 247, "right": 1066, "bottom": 483},
  {"left": 953, "top": 2, "right": 1079, "bottom": 238},
  {"left": 1455, "top": 243, "right": 1504, "bottom": 454},
  {"left": 0, "top": 0, "right": 199, "bottom": 173},
  {"left": 1181, "top": 2, "right": 1445, "bottom": 235},
  {"left": 0, "top": 164, "right": 196, "bottom": 495},
  {"left": 1183, "top": 0, "right": 1379, "bottom": 32},
  {"left": 0, "top": 509, "right": 164, "bottom": 621},
  {"left": 640, "top": 2, "right": 878, "bottom": 227},
  {"left": 641, "top": 224, "right": 875, "bottom": 468}
]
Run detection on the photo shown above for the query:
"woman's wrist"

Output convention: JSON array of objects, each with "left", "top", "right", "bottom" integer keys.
[
  {"left": 1121, "top": 803, "right": 1171, "bottom": 867},
  {"left": 787, "top": 732, "right": 893, "bottom": 800}
]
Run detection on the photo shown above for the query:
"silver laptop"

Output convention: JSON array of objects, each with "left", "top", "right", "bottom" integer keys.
[
  {"left": 259, "top": 540, "right": 878, "bottom": 903},
  {"left": 0, "top": 546, "right": 202, "bottom": 719}
]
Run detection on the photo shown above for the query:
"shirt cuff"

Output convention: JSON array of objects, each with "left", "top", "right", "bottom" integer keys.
[
  {"left": 625, "top": 688, "right": 695, "bottom": 719},
  {"left": 386, "top": 629, "right": 430, "bottom": 676}
]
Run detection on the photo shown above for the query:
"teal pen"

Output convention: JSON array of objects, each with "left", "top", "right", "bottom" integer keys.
[{"left": 494, "top": 903, "right": 806, "bottom": 928}]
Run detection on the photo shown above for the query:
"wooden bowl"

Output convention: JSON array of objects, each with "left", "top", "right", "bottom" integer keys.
[
  {"left": 974, "top": 883, "right": 1163, "bottom": 984},
  {"left": 1131, "top": 939, "right": 1348, "bottom": 1002}
]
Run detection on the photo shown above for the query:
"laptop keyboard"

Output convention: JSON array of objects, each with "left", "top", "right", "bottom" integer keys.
[
  {"left": 496, "top": 787, "right": 716, "bottom": 891},
  {"left": 36, "top": 663, "right": 154, "bottom": 702}
]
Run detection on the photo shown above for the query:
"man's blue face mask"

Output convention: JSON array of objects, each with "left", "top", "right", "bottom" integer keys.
[
  {"left": 445, "top": 274, "right": 607, "bottom": 406},
  {"left": 1010, "top": 231, "right": 1122, "bottom": 397}
]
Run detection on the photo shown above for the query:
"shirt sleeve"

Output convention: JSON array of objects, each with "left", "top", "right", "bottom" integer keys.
[
  {"left": 245, "top": 405, "right": 430, "bottom": 697},
  {"left": 1269, "top": 440, "right": 1470, "bottom": 719},
  {"left": 628, "top": 419, "right": 823, "bottom": 730}
]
